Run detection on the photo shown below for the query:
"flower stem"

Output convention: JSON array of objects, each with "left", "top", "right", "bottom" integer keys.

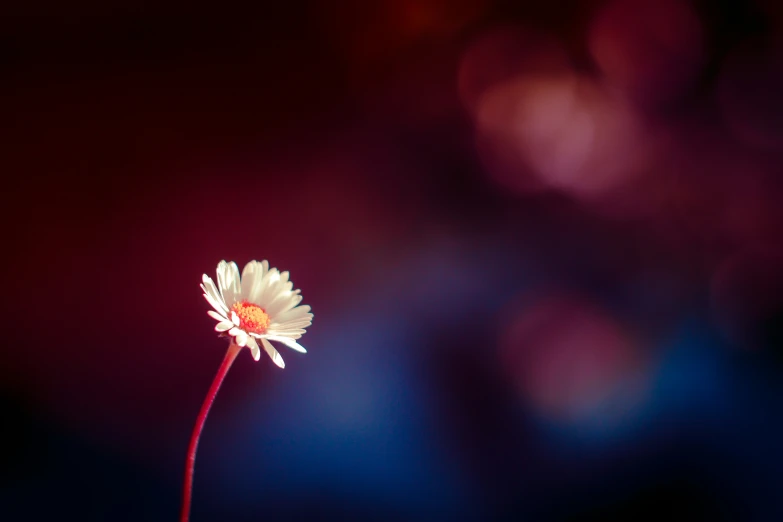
[{"left": 180, "top": 341, "right": 242, "bottom": 522}]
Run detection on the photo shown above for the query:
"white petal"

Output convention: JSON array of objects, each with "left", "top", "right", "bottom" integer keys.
[
  {"left": 217, "top": 261, "right": 230, "bottom": 300},
  {"left": 269, "top": 320, "right": 310, "bottom": 330},
  {"left": 207, "top": 310, "right": 228, "bottom": 322},
  {"left": 240, "top": 261, "right": 258, "bottom": 300},
  {"left": 255, "top": 260, "right": 269, "bottom": 281},
  {"left": 229, "top": 262, "right": 241, "bottom": 301},
  {"left": 201, "top": 276, "right": 225, "bottom": 308},
  {"left": 265, "top": 293, "right": 294, "bottom": 318},
  {"left": 266, "top": 330, "right": 305, "bottom": 339},
  {"left": 231, "top": 311, "right": 241, "bottom": 326},
  {"left": 228, "top": 327, "right": 243, "bottom": 336},
  {"left": 261, "top": 338, "right": 285, "bottom": 368},
  {"left": 278, "top": 322, "right": 312, "bottom": 332},
  {"left": 255, "top": 268, "right": 276, "bottom": 302},
  {"left": 274, "top": 306, "right": 312, "bottom": 324},
  {"left": 267, "top": 335, "right": 307, "bottom": 353},
  {"left": 267, "top": 329, "right": 307, "bottom": 338},
  {"left": 267, "top": 331, "right": 304, "bottom": 340},
  {"left": 217, "top": 261, "right": 240, "bottom": 307},
  {"left": 256, "top": 268, "right": 280, "bottom": 307},
  {"left": 234, "top": 331, "right": 248, "bottom": 347},
  {"left": 272, "top": 317, "right": 312, "bottom": 329},
  {"left": 201, "top": 285, "right": 227, "bottom": 311},
  {"left": 246, "top": 336, "right": 261, "bottom": 361},
  {"left": 267, "top": 270, "right": 290, "bottom": 294},
  {"left": 215, "top": 320, "right": 234, "bottom": 332},
  {"left": 246, "top": 260, "right": 269, "bottom": 303},
  {"left": 242, "top": 260, "right": 268, "bottom": 302},
  {"left": 203, "top": 292, "right": 229, "bottom": 315},
  {"left": 277, "top": 294, "right": 303, "bottom": 315},
  {"left": 266, "top": 293, "right": 302, "bottom": 319},
  {"left": 278, "top": 280, "right": 295, "bottom": 295}
]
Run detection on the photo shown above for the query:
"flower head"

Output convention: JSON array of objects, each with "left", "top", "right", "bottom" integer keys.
[{"left": 201, "top": 260, "right": 313, "bottom": 368}]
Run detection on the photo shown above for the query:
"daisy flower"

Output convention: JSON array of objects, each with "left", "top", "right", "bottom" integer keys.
[
  {"left": 181, "top": 260, "right": 312, "bottom": 522},
  {"left": 201, "top": 260, "right": 313, "bottom": 368}
]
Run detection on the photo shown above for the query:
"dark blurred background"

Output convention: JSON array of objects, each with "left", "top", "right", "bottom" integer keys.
[{"left": 2, "top": 0, "right": 783, "bottom": 520}]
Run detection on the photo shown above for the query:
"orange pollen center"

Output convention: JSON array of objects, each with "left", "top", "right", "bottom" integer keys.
[{"left": 230, "top": 301, "right": 271, "bottom": 334}]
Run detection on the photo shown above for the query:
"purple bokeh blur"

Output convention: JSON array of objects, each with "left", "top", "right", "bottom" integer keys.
[{"left": 2, "top": 1, "right": 783, "bottom": 520}]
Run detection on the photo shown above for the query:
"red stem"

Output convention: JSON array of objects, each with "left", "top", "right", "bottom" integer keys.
[{"left": 180, "top": 342, "right": 242, "bottom": 522}]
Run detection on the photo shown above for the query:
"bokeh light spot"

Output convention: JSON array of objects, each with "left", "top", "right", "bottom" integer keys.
[
  {"left": 500, "top": 294, "right": 650, "bottom": 424},
  {"left": 475, "top": 73, "right": 649, "bottom": 200}
]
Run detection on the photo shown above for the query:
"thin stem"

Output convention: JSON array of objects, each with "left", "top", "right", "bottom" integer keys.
[{"left": 180, "top": 341, "right": 242, "bottom": 522}]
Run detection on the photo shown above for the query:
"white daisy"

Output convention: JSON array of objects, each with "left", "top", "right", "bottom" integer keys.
[{"left": 201, "top": 260, "right": 313, "bottom": 368}]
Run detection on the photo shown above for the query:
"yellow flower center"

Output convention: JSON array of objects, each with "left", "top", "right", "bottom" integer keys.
[{"left": 231, "top": 301, "right": 270, "bottom": 334}]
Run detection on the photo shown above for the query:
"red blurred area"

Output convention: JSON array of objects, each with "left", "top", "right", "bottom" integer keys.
[
  {"left": 718, "top": 38, "right": 783, "bottom": 150},
  {"left": 500, "top": 294, "right": 650, "bottom": 423},
  {"left": 318, "top": 0, "right": 488, "bottom": 68},
  {"left": 458, "top": 26, "right": 569, "bottom": 116},
  {"left": 665, "top": 127, "right": 783, "bottom": 252},
  {"left": 1, "top": 123, "right": 421, "bottom": 454},
  {"left": 588, "top": 0, "right": 704, "bottom": 108}
]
